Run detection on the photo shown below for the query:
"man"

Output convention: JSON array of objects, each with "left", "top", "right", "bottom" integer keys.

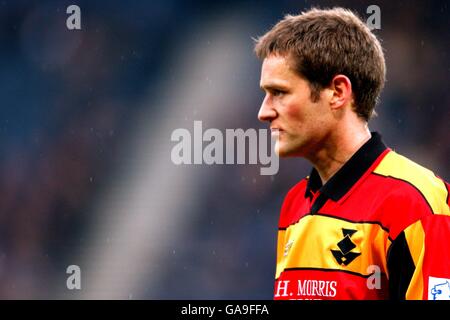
[{"left": 254, "top": 7, "right": 450, "bottom": 300}]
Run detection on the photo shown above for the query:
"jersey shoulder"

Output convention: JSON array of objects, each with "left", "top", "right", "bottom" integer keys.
[{"left": 372, "top": 150, "right": 449, "bottom": 216}]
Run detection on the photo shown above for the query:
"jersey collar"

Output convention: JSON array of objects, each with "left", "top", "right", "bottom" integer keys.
[{"left": 305, "top": 132, "right": 388, "bottom": 201}]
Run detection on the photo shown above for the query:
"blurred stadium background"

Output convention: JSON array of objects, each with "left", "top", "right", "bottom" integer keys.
[{"left": 0, "top": 0, "right": 448, "bottom": 299}]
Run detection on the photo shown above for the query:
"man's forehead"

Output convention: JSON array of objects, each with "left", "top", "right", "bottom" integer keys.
[
  {"left": 261, "top": 54, "right": 292, "bottom": 71},
  {"left": 260, "top": 54, "right": 298, "bottom": 87}
]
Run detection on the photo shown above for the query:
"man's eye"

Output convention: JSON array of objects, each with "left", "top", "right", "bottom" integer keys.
[{"left": 273, "top": 90, "right": 285, "bottom": 96}]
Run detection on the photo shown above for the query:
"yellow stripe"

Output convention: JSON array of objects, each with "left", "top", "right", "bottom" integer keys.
[
  {"left": 276, "top": 215, "right": 391, "bottom": 279},
  {"left": 403, "top": 220, "right": 424, "bottom": 266},
  {"left": 276, "top": 230, "right": 287, "bottom": 279},
  {"left": 374, "top": 151, "right": 450, "bottom": 215},
  {"left": 404, "top": 220, "right": 425, "bottom": 300}
]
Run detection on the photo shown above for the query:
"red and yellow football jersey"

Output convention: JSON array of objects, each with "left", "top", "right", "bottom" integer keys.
[{"left": 274, "top": 132, "right": 450, "bottom": 300}]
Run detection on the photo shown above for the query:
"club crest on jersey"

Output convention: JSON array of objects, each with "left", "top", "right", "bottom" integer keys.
[
  {"left": 429, "top": 276, "right": 450, "bottom": 300},
  {"left": 331, "top": 228, "right": 361, "bottom": 266}
]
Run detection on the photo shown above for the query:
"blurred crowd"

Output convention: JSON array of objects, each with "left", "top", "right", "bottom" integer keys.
[{"left": 0, "top": 0, "right": 448, "bottom": 299}]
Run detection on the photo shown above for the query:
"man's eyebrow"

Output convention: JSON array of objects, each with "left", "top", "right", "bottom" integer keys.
[{"left": 260, "top": 83, "right": 289, "bottom": 91}]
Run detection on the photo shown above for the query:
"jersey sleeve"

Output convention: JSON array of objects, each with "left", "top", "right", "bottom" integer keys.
[{"left": 387, "top": 213, "right": 450, "bottom": 300}]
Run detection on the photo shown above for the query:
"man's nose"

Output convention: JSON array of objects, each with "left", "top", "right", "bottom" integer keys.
[{"left": 258, "top": 96, "right": 277, "bottom": 122}]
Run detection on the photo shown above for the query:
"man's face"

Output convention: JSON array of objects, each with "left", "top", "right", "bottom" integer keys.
[{"left": 258, "top": 54, "right": 333, "bottom": 158}]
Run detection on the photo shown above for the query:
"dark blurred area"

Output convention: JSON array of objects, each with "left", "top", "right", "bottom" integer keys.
[{"left": 0, "top": 0, "right": 448, "bottom": 299}]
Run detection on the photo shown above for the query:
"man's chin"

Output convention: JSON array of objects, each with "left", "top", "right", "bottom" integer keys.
[{"left": 276, "top": 147, "right": 293, "bottom": 158}]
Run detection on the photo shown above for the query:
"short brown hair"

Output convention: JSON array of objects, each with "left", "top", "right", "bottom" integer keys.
[{"left": 254, "top": 7, "right": 386, "bottom": 121}]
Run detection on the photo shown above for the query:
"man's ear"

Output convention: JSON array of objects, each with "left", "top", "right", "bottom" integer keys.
[{"left": 329, "top": 74, "right": 353, "bottom": 110}]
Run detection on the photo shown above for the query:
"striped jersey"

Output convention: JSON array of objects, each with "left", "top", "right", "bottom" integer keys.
[{"left": 274, "top": 132, "right": 450, "bottom": 300}]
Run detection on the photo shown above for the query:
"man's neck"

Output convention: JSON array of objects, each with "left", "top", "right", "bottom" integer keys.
[{"left": 308, "top": 126, "right": 371, "bottom": 185}]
